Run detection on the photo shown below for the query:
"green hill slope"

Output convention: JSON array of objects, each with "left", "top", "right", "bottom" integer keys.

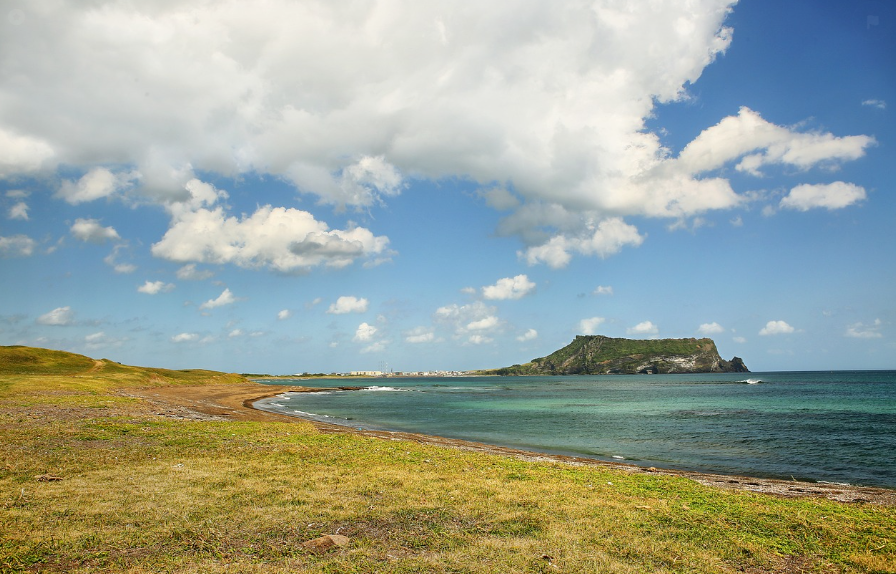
[
  {"left": 483, "top": 335, "right": 748, "bottom": 375},
  {"left": 0, "top": 345, "right": 97, "bottom": 375},
  {"left": 0, "top": 345, "right": 245, "bottom": 386}
]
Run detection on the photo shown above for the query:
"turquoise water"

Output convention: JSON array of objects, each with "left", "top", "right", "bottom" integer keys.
[{"left": 254, "top": 371, "right": 896, "bottom": 488}]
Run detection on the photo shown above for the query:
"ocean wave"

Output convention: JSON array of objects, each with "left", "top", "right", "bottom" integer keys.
[
  {"left": 362, "top": 385, "right": 410, "bottom": 392},
  {"left": 674, "top": 408, "right": 758, "bottom": 417},
  {"left": 738, "top": 378, "right": 763, "bottom": 384},
  {"left": 291, "top": 409, "right": 328, "bottom": 418}
]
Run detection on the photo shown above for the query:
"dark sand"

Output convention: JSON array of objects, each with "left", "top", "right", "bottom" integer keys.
[{"left": 127, "top": 382, "right": 896, "bottom": 505}]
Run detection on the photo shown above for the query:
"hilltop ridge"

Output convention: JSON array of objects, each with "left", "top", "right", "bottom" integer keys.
[
  {"left": 0, "top": 345, "right": 246, "bottom": 386},
  {"left": 483, "top": 335, "right": 748, "bottom": 375}
]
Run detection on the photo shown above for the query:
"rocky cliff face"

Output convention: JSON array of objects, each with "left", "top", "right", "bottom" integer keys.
[{"left": 486, "top": 335, "right": 749, "bottom": 375}]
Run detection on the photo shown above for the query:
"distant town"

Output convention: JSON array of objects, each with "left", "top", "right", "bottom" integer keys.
[
  {"left": 245, "top": 369, "right": 473, "bottom": 379},
  {"left": 347, "top": 370, "right": 469, "bottom": 377}
]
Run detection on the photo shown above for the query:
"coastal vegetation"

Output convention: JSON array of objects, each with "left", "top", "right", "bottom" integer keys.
[
  {"left": 481, "top": 335, "right": 749, "bottom": 375},
  {"left": 2, "top": 345, "right": 894, "bottom": 573}
]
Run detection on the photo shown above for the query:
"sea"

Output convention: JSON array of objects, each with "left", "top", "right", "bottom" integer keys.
[{"left": 253, "top": 371, "right": 896, "bottom": 489}]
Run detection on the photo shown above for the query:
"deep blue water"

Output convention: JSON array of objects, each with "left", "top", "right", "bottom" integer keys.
[{"left": 254, "top": 371, "right": 896, "bottom": 488}]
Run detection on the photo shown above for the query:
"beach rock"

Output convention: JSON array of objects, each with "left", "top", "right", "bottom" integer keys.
[{"left": 302, "top": 534, "right": 350, "bottom": 552}]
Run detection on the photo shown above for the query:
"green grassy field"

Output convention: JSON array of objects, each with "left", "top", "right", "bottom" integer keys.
[{"left": 1, "top": 346, "right": 894, "bottom": 573}]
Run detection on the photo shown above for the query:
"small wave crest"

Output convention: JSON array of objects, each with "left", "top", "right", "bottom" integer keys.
[
  {"left": 739, "top": 378, "right": 763, "bottom": 384},
  {"left": 291, "top": 409, "right": 325, "bottom": 417},
  {"left": 362, "top": 385, "right": 409, "bottom": 392}
]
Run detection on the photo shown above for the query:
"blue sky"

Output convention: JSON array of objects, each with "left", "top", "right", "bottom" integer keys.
[{"left": 1, "top": 0, "right": 893, "bottom": 373}]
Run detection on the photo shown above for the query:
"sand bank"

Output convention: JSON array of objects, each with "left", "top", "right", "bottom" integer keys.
[{"left": 127, "top": 382, "right": 896, "bottom": 506}]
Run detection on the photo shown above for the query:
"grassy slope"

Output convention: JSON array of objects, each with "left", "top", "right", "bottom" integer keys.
[
  {"left": 548, "top": 337, "right": 716, "bottom": 363},
  {"left": 1, "top": 346, "right": 894, "bottom": 573}
]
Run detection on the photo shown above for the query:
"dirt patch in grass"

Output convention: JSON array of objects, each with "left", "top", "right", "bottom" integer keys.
[{"left": 134, "top": 382, "right": 896, "bottom": 506}]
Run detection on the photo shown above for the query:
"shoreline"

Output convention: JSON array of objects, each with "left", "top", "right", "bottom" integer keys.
[{"left": 129, "top": 382, "right": 896, "bottom": 505}]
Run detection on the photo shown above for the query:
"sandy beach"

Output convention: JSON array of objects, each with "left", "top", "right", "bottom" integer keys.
[{"left": 126, "top": 381, "right": 896, "bottom": 506}]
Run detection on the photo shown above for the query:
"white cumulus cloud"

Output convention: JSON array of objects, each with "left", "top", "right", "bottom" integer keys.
[
  {"left": 579, "top": 317, "right": 605, "bottom": 336},
  {"left": 327, "top": 296, "right": 369, "bottom": 315},
  {"left": 759, "top": 320, "right": 795, "bottom": 336},
  {"left": 435, "top": 301, "right": 500, "bottom": 339},
  {"left": 677, "top": 107, "right": 874, "bottom": 177},
  {"left": 8, "top": 201, "right": 28, "bottom": 220},
  {"left": 85, "top": 332, "right": 105, "bottom": 343},
  {"left": 0, "top": 127, "right": 54, "bottom": 177},
  {"left": 70, "top": 218, "right": 120, "bottom": 244},
  {"left": 522, "top": 218, "right": 645, "bottom": 269},
  {"left": 176, "top": 263, "right": 214, "bottom": 281},
  {"left": 0, "top": 234, "right": 36, "bottom": 257},
  {"left": 482, "top": 274, "right": 535, "bottom": 300},
  {"left": 277, "top": 309, "right": 291, "bottom": 320},
  {"left": 56, "top": 167, "right": 138, "bottom": 204},
  {"left": 698, "top": 322, "right": 725, "bottom": 335},
  {"left": 104, "top": 244, "right": 136, "bottom": 274},
  {"left": 199, "top": 288, "right": 237, "bottom": 310},
  {"left": 172, "top": 332, "right": 199, "bottom": 343},
  {"left": 361, "top": 341, "right": 388, "bottom": 354},
  {"left": 353, "top": 322, "right": 377, "bottom": 342},
  {"left": 151, "top": 180, "right": 390, "bottom": 273},
  {"left": 593, "top": 286, "right": 614, "bottom": 296},
  {"left": 780, "top": 182, "right": 867, "bottom": 211},
  {"left": 628, "top": 321, "right": 659, "bottom": 336},
  {"left": 37, "top": 306, "right": 74, "bottom": 326},
  {"left": 467, "top": 334, "right": 493, "bottom": 345},
  {"left": 467, "top": 316, "right": 500, "bottom": 331},
  {"left": 845, "top": 319, "right": 883, "bottom": 339},
  {"left": 517, "top": 328, "right": 538, "bottom": 342},
  {"left": 405, "top": 327, "right": 435, "bottom": 344},
  {"left": 137, "top": 280, "right": 174, "bottom": 295},
  {"left": 323, "top": 155, "right": 405, "bottom": 209}
]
